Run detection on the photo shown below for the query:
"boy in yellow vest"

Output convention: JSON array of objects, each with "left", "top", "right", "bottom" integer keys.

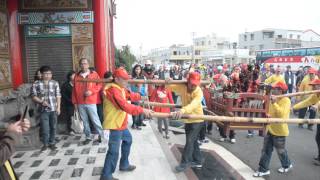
[
  {"left": 253, "top": 81, "right": 293, "bottom": 177},
  {"left": 100, "top": 68, "right": 153, "bottom": 180}
]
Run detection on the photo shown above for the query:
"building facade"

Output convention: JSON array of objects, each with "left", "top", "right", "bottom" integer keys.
[
  {"left": 194, "top": 33, "right": 252, "bottom": 65},
  {"left": 0, "top": 0, "right": 116, "bottom": 94},
  {"left": 239, "top": 28, "right": 320, "bottom": 55}
]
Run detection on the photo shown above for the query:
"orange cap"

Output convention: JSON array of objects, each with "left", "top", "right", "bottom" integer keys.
[
  {"left": 272, "top": 81, "right": 288, "bottom": 91},
  {"left": 308, "top": 68, "right": 317, "bottom": 74},
  {"left": 113, "top": 67, "right": 129, "bottom": 80},
  {"left": 188, "top": 72, "right": 201, "bottom": 86},
  {"left": 309, "top": 79, "right": 320, "bottom": 85}
]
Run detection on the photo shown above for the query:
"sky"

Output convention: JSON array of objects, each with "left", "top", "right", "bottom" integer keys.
[{"left": 114, "top": 0, "right": 320, "bottom": 55}]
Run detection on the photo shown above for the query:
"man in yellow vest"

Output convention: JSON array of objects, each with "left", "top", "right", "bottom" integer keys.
[
  {"left": 100, "top": 68, "right": 153, "bottom": 180},
  {"left": 253, "top": 81, "right": 292, "bottom": 177},
  {"left": 297, "top": 67, "right": 318, "bottom": 130},
  {"left": 167, "top": 72, "right": 205, "bottom": 172},
  {"left": 0, "top": 118, "right": 30, "bottom": 180},
  {"left": 293, "top": 79, "right": 320, "bottom": 166}
]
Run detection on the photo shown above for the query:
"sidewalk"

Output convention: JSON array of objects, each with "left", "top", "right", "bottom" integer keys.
[{"left": 11, "top": 120, "right": 179, "bottom": 180}]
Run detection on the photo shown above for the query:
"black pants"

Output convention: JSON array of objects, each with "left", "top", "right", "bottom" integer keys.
[
  {"left": 287, "top": 84, "right": 293, "bottom": 94},
  {"left": 65, "top": 105, "right": 74, "bottom": 133},
  {"left": 218, "top": 124, "right": 235, "bottom": 139},
  {"left": 316, "top": 124, "right": 320, "bottom": 158},
  {"left": 181, "top": 122, "right": 203, "bottom": 165},
  {"left": 298, "top": 107, "right": 316, "bottom": 127},
  {"left": 199, "top": 122, "right": 206, "bottom": 140}
]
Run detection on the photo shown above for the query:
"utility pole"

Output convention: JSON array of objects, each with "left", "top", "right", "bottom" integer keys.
[{"left": 191, "top": 32, "right": 196, "bottom": 64}]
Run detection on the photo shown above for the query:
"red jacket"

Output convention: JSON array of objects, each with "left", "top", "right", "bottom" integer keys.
[
  {"left": 72, "top": 71, "right": 102, "bottom": 105},
  {"left": 104, "top": 84, "right": 143, "bottom": 130},
  {"left": 150, "top": 86, "right": 174, "bottom": 113}
]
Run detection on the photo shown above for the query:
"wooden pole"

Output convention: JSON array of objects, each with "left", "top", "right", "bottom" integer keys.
[
  {"left": 151, "top": 112, "right": 320, "bottom": 124},
  {"left": 77, "top": 78, "right": 211, "bottom": 85},
  {"left": 275, "top": 89, "right": 320, "bottom": 98},
  {"left": 138, "top": 101, "right": 208, "bottom": 109}
]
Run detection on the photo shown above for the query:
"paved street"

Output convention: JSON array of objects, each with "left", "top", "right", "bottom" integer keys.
[
  {"left": 11, "top": 120, "right": 179, "bottom": 180},
  {"left": 208, "top": 124, "right": 320, "bottom": 180}
]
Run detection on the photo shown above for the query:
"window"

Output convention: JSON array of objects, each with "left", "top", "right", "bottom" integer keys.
[
  {"left": 244, "top": 35, "right": 247, "bottom": 41},
  {"left": 186, "top": 51, "right": 189, "bottom": 55},
  {"left": 256, "top": 51, "right": 262, "bottom": 57},
  {"left": 173, "top": 51, "right": 177, "bottom": 55},
  {"left": 289, "top": 34, "right": 293, "bottom": 39},
  {"left": 250, "top": 34, "right": 254, "bottom": 40},
  {"left": 201, "top": 41, "right": 204, "bottom": 46},
  {"left": 195, "top": 50, "right": 200, "bottom": 55},
  {"left": 297, "top": 35, "right": 301, "bottom": 40},
  {"left": 307, "top": 48, "right": 320, "bottom": 56},
  {"left": 244, "top": 46, "right": 247, "bottom": 49},
  {"left": 261, "top": 51, "right": 272, "bottom": 57},
  {"left": 277, "top": 35, "right": 283, "bottom": 38},
  {"left": 281, "top": 49, "right": 294, "bottom": 56},
  {"left": 293, "top": 49, "right": 306, "bottom": 56},
  {"left": 208, "top": 40, "right": 211, "bottom": 45},
  {"left": 271, "top": 50, "right": 282, "bottom": 56},
  {"left": 259, "top": 44, "right": 264, "bottom": 50}
]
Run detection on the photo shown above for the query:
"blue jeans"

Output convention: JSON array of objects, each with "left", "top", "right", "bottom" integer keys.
[
  {"left": 258, "top": 133, "right": 291, "bottom": 172},
  {"left": 101, "top": 129, "right": 132, "bottom": 179},
  {"left": 78, "top": 104, "right": 103, "bottom": 139},
  {"left": 40, "top": 111, "right": 57, "bottom": 145},
  {"left": 180, "top": 122, "right": 203, "bottom": 166}
]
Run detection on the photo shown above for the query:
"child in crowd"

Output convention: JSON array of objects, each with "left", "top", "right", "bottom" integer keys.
[{"left": 150, "top": 77, "right": 174, "bottom": 139}]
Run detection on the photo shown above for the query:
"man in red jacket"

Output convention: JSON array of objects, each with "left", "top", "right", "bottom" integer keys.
[
  {"left": 72, "top": 58, "right": 103, "bottom": 145},
  {"left": 101, "top": 68, "right": 153, "bottom": 180}
]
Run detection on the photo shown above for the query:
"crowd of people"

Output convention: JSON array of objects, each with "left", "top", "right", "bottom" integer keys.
[{"left": 1, "top": 57, "right": 320, "bottom": 180}]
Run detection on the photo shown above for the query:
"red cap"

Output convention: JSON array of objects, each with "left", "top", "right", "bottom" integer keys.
[
  {"left": 188, "top": 72, "right": 201, "bottom": 86},
  {"left": 309, "top": 79, "right": 320, "bottom": 85},
  {"left": 272, "top": 81, "right": 288, "bottom": 91},
  {"left": 308, "top": 68, "right": 317, "bottom": 74},
  {"left": 113, "top": 67, "right": 129, "bottom": 80}
]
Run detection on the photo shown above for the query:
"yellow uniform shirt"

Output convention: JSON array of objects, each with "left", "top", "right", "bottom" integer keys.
[
  {"left": 293, "top": 94, "right": 320, "bottom": 111},
  {"left": 166, "top": 84, "right": 204, "bottom": 123},
  {"left": 264, "top": 74, "right": 285, "bottom": 85},
  {"left": 298, "top": 75, "right": 318, "bottom": 101},
  {"left": 267, "top": 97, "right": 290, "bottom": 136}
]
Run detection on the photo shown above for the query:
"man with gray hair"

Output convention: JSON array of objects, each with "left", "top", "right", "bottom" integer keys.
[{"left": 72, "top": 58, "right": 104, "bottom": 145}]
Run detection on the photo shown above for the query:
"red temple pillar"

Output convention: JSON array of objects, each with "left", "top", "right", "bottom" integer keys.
[
  {"left": 93, "top": 0, "right": 109, "bottom": 76},
  {"left": 8, "top": 0, "right": 23, "bottom": 88}
]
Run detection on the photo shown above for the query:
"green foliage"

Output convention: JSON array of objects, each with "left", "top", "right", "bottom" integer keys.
[{"left": 115, "top": 45, "right": 136, "bottom": 72}]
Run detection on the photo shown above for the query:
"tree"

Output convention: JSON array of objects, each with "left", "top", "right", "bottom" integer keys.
[{"left": 115, "top": 45, "right": 136, "bottom": 72}]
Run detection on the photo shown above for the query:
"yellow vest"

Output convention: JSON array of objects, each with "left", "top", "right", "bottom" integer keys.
[
  {"left": 4, "top": 160, "right": 16, "bottom": 180},
  {"left": 103, "top": 83, "right": 127, "bottom": 130}
]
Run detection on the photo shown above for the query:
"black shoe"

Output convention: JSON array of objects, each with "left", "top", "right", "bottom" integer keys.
[
  {"left": 120, "top": 165, "right": 136, "bottom": 172},
  {"left": 175, "top": 164, "right": 188, "bottom": 173},
  {"left": 141, "top": 123, "right": 146, "bottom": 126},
  {"left": 164, "top": 135, "right": 170, "bottom": 139},
  {"left": 207, "top": 131, "right": 212, "bottom": 135},
  {"left": 136, "top": 126, "right": 142, "bottom": 130},
  {"left": 82, "top": 139, "right": 92, "bottom": 145},
  {"left": 49, "top": 144, "right": 58, "bottom": 151},
  {"left": 40, "top": 145, "right": 48, "bottom": 152}
]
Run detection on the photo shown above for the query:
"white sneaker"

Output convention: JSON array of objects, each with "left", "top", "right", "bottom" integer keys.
[
  {"left": 253, "top": 170, "right": 270, "bottom": 177},
  {"left": 230, "top": 138, "right": 236, "bottom": 144},
  {"left": 277, "top": 164, "right": 293, "bottom": 173},
  {"left": 219, "top": 138, "right": 225, "bottom": 142}
]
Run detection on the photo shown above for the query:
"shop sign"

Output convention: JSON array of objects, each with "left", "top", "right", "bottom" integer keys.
[
  {"left": 25, "top": 24, "right": 71, "bottom": 37},
  {"left": 18, "top": 11, "right": 94, "bottom": 24}
]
